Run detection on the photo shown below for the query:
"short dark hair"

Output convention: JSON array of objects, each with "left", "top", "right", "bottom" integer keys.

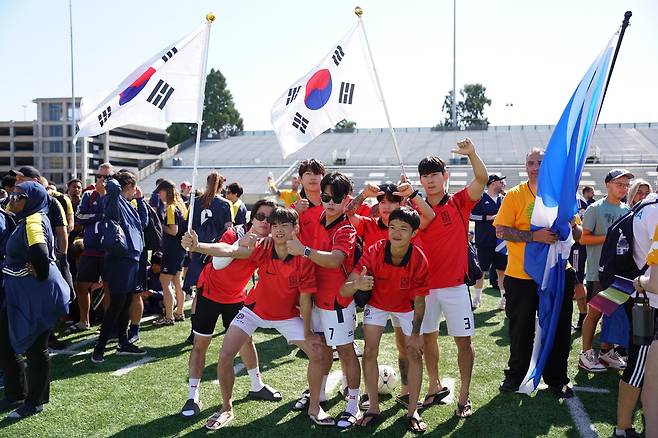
[
  {"left": 150, "top": 251, "right": 163, "bottom": 265},
  {"left": 320, "top": 172, "right": 353, "bottom": 200},
  {"left": 298, "top": 159, "right": 326, "bottom": 178},
  {"left": 389, "top": 206, "right": 421, "bottom": 231},
  {"left": 227, "top": 182, "right": 243, "bottom": 197},
  {"left": 582, "top": 186, "right": 594, "bottom": 195},
  {"left": 114, "top": 170, "right": 137, "bottom": 189},
  {"left": 2, "top": 174, "right": 16, "bottom": 189},
  {"left": 67, "top": 178, "right": 82, "bottom": 188},
  {"left": 267, "top": 206, "right": 298, "bottom": 226},
  {"left": 418, "top": 156, "right": 447, "bottom": 176},
  {"left": 248, "top": 199, "right": 276, "bottom": 226}
]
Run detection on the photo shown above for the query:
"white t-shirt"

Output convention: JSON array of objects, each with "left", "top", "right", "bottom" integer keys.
[{"left": 632, "top": 194, "right": 658, "bottom": 308}]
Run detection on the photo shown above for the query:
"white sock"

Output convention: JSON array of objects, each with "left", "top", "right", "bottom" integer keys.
[
  {"left": 474, "top": 288, "right": 482, "bottom": 299},
  {"left": 346, "top": 388, "right": 360, "bottom": 415},
  {"left": 500, "top": 289, "right": 506, "bottom": 299},
  {"left": 188, "top": 378, "right": 200, "bottom": 402},
  {"left": 248, "top": 368, "right": 264, "bottom": 392},
  {"left": 320, "top": 374, "right": 328, "bottom": 401}
]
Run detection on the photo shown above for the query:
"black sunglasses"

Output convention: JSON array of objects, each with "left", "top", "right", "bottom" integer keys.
[
  {"left": 9, "top": 193, "right": 27, "bottom": 202},
  {"left": 321, "top": 193, "right": 346, "bottom": 204},
  {"left": 252, "top": 212, "right": 270, "bottom": 222}
]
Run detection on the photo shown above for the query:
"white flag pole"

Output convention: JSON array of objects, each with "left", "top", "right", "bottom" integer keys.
[
  {"left": 187, "top": 13, "right": 215, "bottom": 233},
  {"left": 354, "top": 6, "right": 405, "bottom": 177}
]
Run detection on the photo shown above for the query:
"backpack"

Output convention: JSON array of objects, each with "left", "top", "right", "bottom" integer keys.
[
  {"left": 598, "top": 198, "right": 658, "bottom": 289},
  {"left": 143, "top": 203, "right": 163, "bottom": 252},
  {"left": 99, "top": 217, "right": 128, "bottom": 257}
]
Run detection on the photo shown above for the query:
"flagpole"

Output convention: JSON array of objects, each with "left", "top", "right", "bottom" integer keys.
[
  {"left": 187, "top": 13, "right": 214, "bottom": 233},
  {"left": 602, "top": 11, "right": 632, "bottom": 102},
  {"left": 69, "top": 0, "right": 77, "bottom": 180},
  {"left": 354, "top": 6, "right": 406, "bottom": 177}
]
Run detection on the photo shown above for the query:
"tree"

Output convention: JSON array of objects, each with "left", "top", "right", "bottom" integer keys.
[
  {"left": 166, "top": 68, "right": 244, "bottom": 146},
  {"left": 439, "top": 83, "right": 491, "bottom": 130},
  {"left": 334, "top": 119, "right": 357, "bottom": 130}
]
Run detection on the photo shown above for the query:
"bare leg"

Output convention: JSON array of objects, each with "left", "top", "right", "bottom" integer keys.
[
  {"left": 173, "top": 272, "right": 185, "bottom": 317},
  {"left": 394, "top": 326, "right": 409, "bottom": 396},
  {"left": 129, "top": 293, "right": 143, "bottom": 325},
  {"left": 293, "top": 339, "right": 325, "bottom": 418},
  {"left": 362, "top": 325, "right": 384, "bottom": 415},
  {"left": 404, "top": 334, "right": 423, "bottom": 419},
  {"left": 616, "top": 380, "right": 641, "bottom": 431},
  {"left": 189, "top": 335, "right": 212, "bottom": 379},
  {"left": 423, "top": 331, "right": 442, "bottom": 395},
  {"left": 218, "top": 326, "right": 250, "bottom": 413},
  {"left": 159, "top": 273, "right": 174, "bottom": 319},
  {"left": 641, "top": 340, "right": 658, "bottom": 438},
  {"left": 75, "top": 282, "right": 91, "bottom": 326},
  {"left": 582, "top": 306, "right": 607, "bottom": 351},
  {"left": 454, "top": 336, "right": 474, "bottom": 406}
]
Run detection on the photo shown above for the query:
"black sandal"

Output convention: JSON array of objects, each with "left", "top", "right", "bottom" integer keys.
[
  {"left": 454, "top": 399, "right": 473, "bottom": 418},
  {"left": 421, "top": 387, "right": 450, "bottom": 409},
  {"left": 395, "top": 394, "right": 423, "bottom": 409},
  {"left": 248, "top": 384, "right": 282, "bottom": 402},
  {"left": 406, "top": 415, "right": 427, "bottom": 433},
  {"left": 358, "top": 412, "right": 383, "bottom": 428},
  {"left": 292, "top": 389, "right": 310, "bottom": 411},
  {"left": 359, "top": 394, "right": 370, "bottom": 411}
]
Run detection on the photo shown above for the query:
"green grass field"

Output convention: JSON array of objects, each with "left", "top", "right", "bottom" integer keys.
[{"left": 0, "top": 286, "right": 646, "bottom": 437}]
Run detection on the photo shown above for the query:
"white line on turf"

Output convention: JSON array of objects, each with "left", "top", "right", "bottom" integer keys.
[
  {"left": 442, "top": 377, "right": 456, "bottom": 405},
  {"left": 212, "top": 363, "right": 246, "bottom": 384},
  {"left": 325, "top": 370, "right": 343, "bottom": 394},
  {"left": 565, "top": 394, "right": 599, "bottom": 438},
  {"left": 111, "top": 356, "right": 153, "bottom": 377},
  {"left": 573, "top": 386, "right": 611, "bottom": 394}
]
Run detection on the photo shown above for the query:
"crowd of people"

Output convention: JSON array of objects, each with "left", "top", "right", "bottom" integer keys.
[{"left": 0, "top": 139, "right": 656, "bottom": 436}]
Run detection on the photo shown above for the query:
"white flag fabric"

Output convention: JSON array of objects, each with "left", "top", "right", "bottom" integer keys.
[
  {"left": 75, "top": 23, "right": 209, "bottom": 140},
  {"left": 271, "top": 23, "right": 377, "bottom": 158}
]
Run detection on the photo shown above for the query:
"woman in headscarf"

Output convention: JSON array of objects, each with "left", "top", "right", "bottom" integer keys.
[
  {"left": 628, "top": 179, "right": 653, "bottom": 208},
  {"left": 91, "top": 171, "right": 148, "bottom": 363},
  {"left": 0, "top": 181, "right": 69, "bottom": 419}
]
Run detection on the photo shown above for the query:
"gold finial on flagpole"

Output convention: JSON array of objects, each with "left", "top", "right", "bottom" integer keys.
[
  {"left": 206, "top": 12, "right": 216, "bottom": 23},
  {"left": 354, "top": 6, "right": 363, "bottom": 17}
]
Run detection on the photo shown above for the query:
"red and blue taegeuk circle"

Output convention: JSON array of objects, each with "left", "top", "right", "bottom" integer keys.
[{"left": 304, "top": 69, "right": 332, "bottom": 110}]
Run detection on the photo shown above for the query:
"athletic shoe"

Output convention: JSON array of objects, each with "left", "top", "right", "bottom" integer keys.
[
  {"left": 116, "top": 343, "right": 147, "bottom": 356},
  {"left": 612, "top": 427, "right": 641, "bottom": 437},
  {"left": 599, "top": 349, "right": 626, "bottom": 370},
  {"left": 549, "top": 384, "right": 574, "bottom": 399},
  {"left": 614, "top": 345, "right": 628, "bottom": 362},
  {"left": 578, "top": 349, "right": 607, "bottom": 373},
  {"left": 497, "top": 297, "right": 506, "bottom": 310},
  {"left": 7, "top": 403, "right": 43, "bottom": 419},
  {"left": 91, "top": 349, "right": 105, "bottom": 364},
  {"left": 181, "top": 398, "right": 202, "bottom": 417},
  {"left": 127, "top": 333, "right": 140, "bottom": 345},
  {"left": 64, "top": 322, "right": 91, "bottom": 335},
  {"left": 471, "top": 296, "right": 481, "bottom": 310},
  {"left": 499, "top": 378, "right": 519, "bottom": 393}
]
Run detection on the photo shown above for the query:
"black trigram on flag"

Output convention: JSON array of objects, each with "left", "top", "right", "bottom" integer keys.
[
  {"left": 97, "top": 106, "right": 111, "bottom": 127},
  {"left": 339, "top": 82, "right": 355, "bottom": 104},
  {"left": 161, "top": 47, "right": 178, "bottom": 63},
  {"left": 147, "top": 80, "right": 175, "bottom": 110},
  {"left": 286, "top": 86, "right": 301, "bottom": 105},
  {"left": 332, "top": 45, "right": 345, "bottom": 66},
  {"left": 292, "top": 112, "right": 309, "bottom": 133}
]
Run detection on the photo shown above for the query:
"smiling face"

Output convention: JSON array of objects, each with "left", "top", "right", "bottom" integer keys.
[
  {"left": 388, "top": 218, "right": 416, "bottom": 250},
  {"left": 250, "top": 205, "right": 274, "bottom": 237},
  {"left": 321, "top": 185, "right": 349, "bottom": 220},
  {"left": 270, "top": 221, "right": 296, "bottom": 244}
]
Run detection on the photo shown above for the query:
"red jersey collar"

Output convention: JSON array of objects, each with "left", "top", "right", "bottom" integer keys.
[
  {"left": 320, "top": 212, "right": 347, "bottom": 230},
  {"left": 384, "top": 241, "right": 413, "bottom": 267}
]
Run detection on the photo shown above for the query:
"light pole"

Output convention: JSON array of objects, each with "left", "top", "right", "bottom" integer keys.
[
  {"left": 69, "top": 0, "right": 77, "bottom": 180},
  {"left": 451, "top": 0, "right": 457, "bottom": 129}
]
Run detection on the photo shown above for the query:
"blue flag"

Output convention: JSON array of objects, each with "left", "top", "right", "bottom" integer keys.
[{"left": 518, "top": 33, "right": 619, "bottom": 393}]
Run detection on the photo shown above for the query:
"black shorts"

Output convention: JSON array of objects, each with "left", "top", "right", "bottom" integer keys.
[
  {"left": 192, "top": 292, "right": 244, "bottom": 336},
  {"left": 569, "top": 244, "right": 587, "bottom": 284},
  {"left": 76, "top": 255, "right": 105, "bottom": 283},
  {"left": 585, "top": 281, "right": 602, "bottom": 303},
  {"left": 621, "top": 302, "right": 657, "bottom": 387},
  {"left": 161, "top": 247, "right": 186, "bottom": 275},
  {"left": 476, "top": 246, "right": 507, "bottom": 272}
]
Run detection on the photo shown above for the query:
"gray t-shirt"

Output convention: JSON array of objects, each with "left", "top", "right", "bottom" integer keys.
[{"left": 582, "top": 197, "right": 630, "bottom": 282}]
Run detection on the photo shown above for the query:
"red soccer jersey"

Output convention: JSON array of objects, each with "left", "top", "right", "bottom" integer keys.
[
  {"left": 196, "top": 227, "right": 257, "bottom": 304},
  {"left": 313, "top": 213, "right": 356, "bottom": 310},
  {"left": 292, "top": 199, "right": 324, "bottom": 247},
  {"left": 418, "top": 187, "right": 477, "bottom": 289},
  {"left": 355, "top": 215, "right": 423, "bottom": 251},
  {"left": 244, "top": 242, "right": 316, "bottom": 320},
  {"left": 354, "top": 239, "right": 429, "bottom": 312}
]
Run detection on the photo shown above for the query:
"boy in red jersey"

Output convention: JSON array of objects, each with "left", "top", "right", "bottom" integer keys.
[
  {"left": 182, "top": 207, "right": 328, "bottom": 429},
  {"left": 291, "top": 159, "right": 325, "bottom": 246},
  {"left": 340, "top": 206, "right": 428, "bottom": 432}
]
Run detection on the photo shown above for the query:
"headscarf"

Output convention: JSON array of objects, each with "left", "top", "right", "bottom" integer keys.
[{"left": 14, "top": 181, "right": 49, "bottom": 221}]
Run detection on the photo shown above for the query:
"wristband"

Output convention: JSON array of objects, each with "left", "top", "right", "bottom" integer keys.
[{"left": 408, "top": 190, "right": 419, "bottom": 200}]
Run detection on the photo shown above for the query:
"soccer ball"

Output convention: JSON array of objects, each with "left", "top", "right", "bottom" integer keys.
[{"left": 377, "top": 365, "right": 398, "bottom": 395}]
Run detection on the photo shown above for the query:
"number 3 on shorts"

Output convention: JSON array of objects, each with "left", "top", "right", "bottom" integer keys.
[
  {"left": 464, "top": 317, "right": 471, "bottom": 330},
  {"left": 328, "top": 327, "right": 334, "bottom": 340}
]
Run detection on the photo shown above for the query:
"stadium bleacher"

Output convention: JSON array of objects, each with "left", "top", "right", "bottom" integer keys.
[{"left": 139, "top": 123, "right": 658, "bottom": 204}]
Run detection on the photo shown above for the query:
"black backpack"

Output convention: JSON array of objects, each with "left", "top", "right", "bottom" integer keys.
[
  {"left": 598, "top": 198, "right": 658, "bottom": 289},
  {"left": 143, "top": 203, "right": 163, "bottom": 252}
]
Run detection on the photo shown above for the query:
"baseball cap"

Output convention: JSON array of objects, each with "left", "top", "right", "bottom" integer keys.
[
  {"left": 180, "top": 181, "right": 192, "bottom": 189},
  {"left": 486, "top": 174, "right": 506, "bottom": 186},
  {"left": 604, "top": 169, "right": 634, "bottom": 183},
  {"left": 9, "top": 166, "right": 41, "bottom": 179}
]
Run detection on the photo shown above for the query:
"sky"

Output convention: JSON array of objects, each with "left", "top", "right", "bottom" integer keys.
[{"left": 1, "top": 0, "right": 657, "bottom": 130}]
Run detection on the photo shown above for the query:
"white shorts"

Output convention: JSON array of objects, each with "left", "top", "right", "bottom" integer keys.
[
  {"left": 421, "top": 284, "right": 474, "bottom": 337},
  {"left": 363, "top": 305, "right": 414, "bottom": 337},
  {"left": 231, "top": 307, "right": 304, "bottom": 343},
  {"left": 312, "top": 302, "right": 356, "bottom": 347}
]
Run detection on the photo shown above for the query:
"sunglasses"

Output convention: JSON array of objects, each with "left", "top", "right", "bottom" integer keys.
[
  {"left": 321, "top": 193, "right": 346, "bottom": 204},
  {"left": 252, "top": 212, "right": 270, "bottom": 222},
  {"left": 9, "top": 193, "right": 27, "bottom": 202}
]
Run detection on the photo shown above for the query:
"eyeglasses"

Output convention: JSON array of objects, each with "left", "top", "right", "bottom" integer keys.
[
  {"left": 321, "top": 193, "right": 346, "bottom": 204},
  {"left": 9, "top": 193, "right": 27, "bottom": 203},
  {"left": 252, "top": 212, "right": 270, "bottom": 222}
]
